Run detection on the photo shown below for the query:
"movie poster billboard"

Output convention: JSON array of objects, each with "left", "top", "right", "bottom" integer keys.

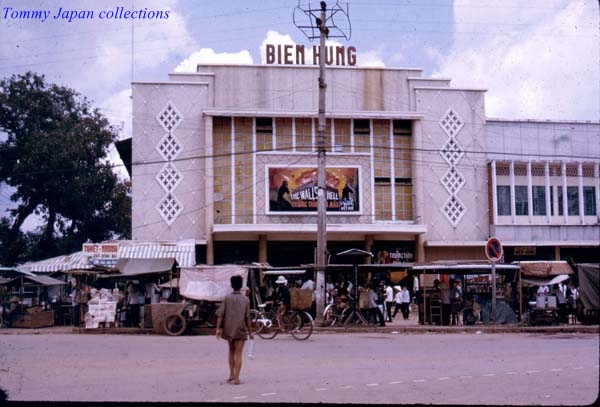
[{"left": 268, "top": 166, "right": 360, "bottom": 213}]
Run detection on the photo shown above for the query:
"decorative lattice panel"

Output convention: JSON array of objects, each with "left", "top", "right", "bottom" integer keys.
[
  {"left": 156, "top": 163, "right": 182, "bottom": 193},
  {"left": 156, "top": 102, "right": 183, "bottom": 133},
  {"left": 156, "top": 133, "right": 183, "bottom": 161},
  {"left": 157, "top": 193, "right": 183, "bottom": 226},
  {"left": 441, "top": 166, "right": 466, "bottom": 195},
  {"left": 442, "top": 195, "right": 466, "bottom": 226},
  {"left": 439, "top": 108, "right": 464, "bottom": 137},
  {"left": 155, "top": 101, "right": 184, "bottom": 225},
  {"left": 439, "top": 108, "right": 466, "bottom": 227},
  {"left": 440, "top": 137, "right": 465, "bottom": 166}
]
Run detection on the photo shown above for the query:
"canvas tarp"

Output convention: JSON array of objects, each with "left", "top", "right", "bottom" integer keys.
[
  {"left": 521, "top": 273, "right": 571, "bottom": 287},
  {"left": 114, "top": 258, "right": 177, "bottom": 277},
  {"left": 577, "top": 263, "right": 599, "bottom": 311},
  {"left": 179, "top": 265, "right": 249, "bottom": 302},
  {"left": 518, "top": 261, "right": 574, "bottom": 277}
]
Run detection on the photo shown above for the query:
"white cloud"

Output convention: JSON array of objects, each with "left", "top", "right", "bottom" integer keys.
[
  {"left": 174, "top": 48, "right": 253, "bottom": 72},
  {"left": 260, "top": 30, "right": 297, "bottom": 64},
  {"left": 357, "top": 49, "right": 386, "bottom": 68},
  {"left": 433, "top": 0, "right": 599, "bottom": 120}
]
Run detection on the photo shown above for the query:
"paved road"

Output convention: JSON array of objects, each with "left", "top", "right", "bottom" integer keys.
[{"left": 0, "top": 331, "right": 598, "bottom": 404}]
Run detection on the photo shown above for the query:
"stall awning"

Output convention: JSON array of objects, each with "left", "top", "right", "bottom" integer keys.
[
  {"left": 1, "top": 274, "right": 68, "bottom": 287},
  {"left": 516, "top": 261, "right": 574, "bottom": 277},
  {"left": 114, "top": 258, "right": 177, "bottom": 277},
  {"left": 521, "top": 274, "right": 571, "bottom": 287},
  {"left": 412, "top": 262, "right": 519, "bottom": 273}
]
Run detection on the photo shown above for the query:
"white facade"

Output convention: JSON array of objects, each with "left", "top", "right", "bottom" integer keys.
[{"left": 131, "top": 64, "right": 599, "bottom": 265}]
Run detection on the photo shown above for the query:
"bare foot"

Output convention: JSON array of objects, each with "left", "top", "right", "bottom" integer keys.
[{"left": 233, "top": 379, "right": 241, "bottom": 385}]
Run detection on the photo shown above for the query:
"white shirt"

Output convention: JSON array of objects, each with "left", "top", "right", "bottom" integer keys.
[
  {"left": 537, "top": 286, "right": 549, "bottom": 296},
  {"left": 385, "top": 286, "right": 394, "bottom": 302},
  {"left": 400, "top": 289, "right": 411, "bottom": 303},
  {"left": 301, "top": 280, "right": 314, "bottom": 290}
]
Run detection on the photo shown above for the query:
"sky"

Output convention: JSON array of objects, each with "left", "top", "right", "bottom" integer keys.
[{"left": 0, "top": 0, "right": 599, "bottom": 224}]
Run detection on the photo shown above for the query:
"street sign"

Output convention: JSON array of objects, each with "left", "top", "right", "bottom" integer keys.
[{"left": 485, "top": 237, "right": 503, "bottom": 262}]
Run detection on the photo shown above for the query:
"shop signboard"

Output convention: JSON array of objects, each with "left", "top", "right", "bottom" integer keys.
[
  {"left": 82, "top": 243, "right": 119, "bottom": 267},
  {"left": 267, "top": 166, "right": 360, "bottom": 213}
]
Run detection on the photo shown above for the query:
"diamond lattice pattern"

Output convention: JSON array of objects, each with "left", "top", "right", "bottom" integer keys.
[
  {"left": 157, "top": 193, "right": 183, "bottom": 226},
  {"left": 156, "top": 102, "right": 183, "bottom": 133},
  {"left": 442, "top": 195, "right": 466, "bottom": 227},
  {"left": 439, "top": 108, "right": 464, "bottom": 137},
  {"left": 441, "top": 166, "right": 466, "bottom": 195},
  {"left": 440, "top": 138, "right": 465, "bottom": 166},
  {"left": 157, "top": 133, "right": 183, "bottom": 161},
  {"left": 156, "top": 163, "right": 182, "bottom": 193},
  {"left": 439, "top": 107, "right": 467, "bottom": 227}
]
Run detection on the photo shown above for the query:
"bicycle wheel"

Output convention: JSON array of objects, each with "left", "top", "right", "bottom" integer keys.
[
  {"left": 322, "top": 303, "right": 338, "bottom": 327},
  {"left": 250, "top": 309, "right": 262, "bottom": 333},
  {"left": 289, "top": 311, "right": 313, "bottom": 340},
  {"left": 256, "top": 310, "right": 279, "bottom": 340}
]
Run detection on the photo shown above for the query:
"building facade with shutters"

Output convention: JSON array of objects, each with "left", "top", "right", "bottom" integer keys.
[{"left": 131, "top": 64, "right": 599, "bottom": 267}]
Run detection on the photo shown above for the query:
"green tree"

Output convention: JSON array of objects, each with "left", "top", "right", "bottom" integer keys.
[{"left": 0, "top": 72, "right": 131, "bottom": 265}]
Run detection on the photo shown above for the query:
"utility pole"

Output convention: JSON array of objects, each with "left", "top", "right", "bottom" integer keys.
[
  {"left": 315, "top": 2, "right": 328, "bottom": 327},
  {"left": 294, "top": 1, "right": 350, "bottom": 325}
]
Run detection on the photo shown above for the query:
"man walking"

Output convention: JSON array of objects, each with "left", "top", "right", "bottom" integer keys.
[{"left": 215, "top": 275, "right": 254, "bottom": 385}]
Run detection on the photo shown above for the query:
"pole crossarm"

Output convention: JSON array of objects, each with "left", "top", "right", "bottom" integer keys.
[{"left": 293, "top": 0, "right": 351, "bottom": 41}]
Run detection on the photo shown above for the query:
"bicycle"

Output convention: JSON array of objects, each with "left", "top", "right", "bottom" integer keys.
[
  {"left": 322, "top": 296, "right": 351, "bottom": 326},
  {"left": 252, "top": 302, "right": 313, "bottom": 340}
]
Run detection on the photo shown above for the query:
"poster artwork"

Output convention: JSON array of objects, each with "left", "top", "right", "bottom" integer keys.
[{"left": 269, "top": 167, "right": 359, "bottom": 213}]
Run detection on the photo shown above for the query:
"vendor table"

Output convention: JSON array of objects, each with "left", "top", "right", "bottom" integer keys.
[
  {"left": 528, "top": 307, "right": 559, "bottom": 326},
  {"left": 11, "top": 310, "right": 54, "bottom": 328}
]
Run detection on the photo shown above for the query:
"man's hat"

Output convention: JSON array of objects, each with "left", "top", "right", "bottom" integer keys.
[{"left": 275, "top": 276, "right": 288, "bottom": 285}]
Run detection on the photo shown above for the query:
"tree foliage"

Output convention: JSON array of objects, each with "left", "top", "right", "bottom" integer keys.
[{"left": 0, "top": 72, "right": 131, "bottom": 265}]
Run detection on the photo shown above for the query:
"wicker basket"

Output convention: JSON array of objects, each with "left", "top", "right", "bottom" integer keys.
[{"left": 290, "top": 288, "right": 313, "bottom": 311}]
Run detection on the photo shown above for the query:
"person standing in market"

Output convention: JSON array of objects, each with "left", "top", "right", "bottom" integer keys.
[
  {"left": 384, "top": 281, "right": 394, "bottom": 322},
  {"left": 70, "top": 283, "right": 81, "bottom": 327},
  {"left": 215, "top": 275, "right": 254, "bottom": 385},
  {"left": 367, "top": 283, "right": 386, "bottom": 327},
  {"left": 399, "top": 285, "right": 411, "bottom": 320},
  {"left": 126, "top": 281, "right": 141, "bottom": 328}
]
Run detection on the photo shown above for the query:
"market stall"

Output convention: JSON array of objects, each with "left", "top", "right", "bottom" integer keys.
[
  {"left": 412, "top": 261, "right": 520, "bottom": 326},
  {"left": 95, "top": 257, "right": 179, "bottom": 329},
  {"left": 155, "top": 264, "right": 250, "bottom": 335},
  {"left": 515, "top": 261, "right": 575, "bottom": 325},
  {"left": 0, "top": 274, "right": 67, "bottom": 328}
]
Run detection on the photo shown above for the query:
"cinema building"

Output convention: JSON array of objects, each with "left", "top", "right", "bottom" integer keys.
[{"left": 130, "top": 61, "right": 599, "bottom": 268}]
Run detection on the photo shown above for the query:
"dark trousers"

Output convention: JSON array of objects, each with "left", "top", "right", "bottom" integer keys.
[
  {"left": 128, "top": 304, "right": 141, "bottom": 327},
  {"left": 401, "top": 302, "right": 410, "bottom": 320},
  {"left": 442, "top": 303, "right": 451, "bottom": 326},
  {"left": 370, "top": 306, "right": 385, "bottom": 326},
  {"left": 72, "top": 304, "right": 81, "bottom": 326},
  {"left": 385, "top": 302, "right": 394, "bottom": 321},
  {"left": 392, "top": 303, "right": 402, "bottom": 318}
]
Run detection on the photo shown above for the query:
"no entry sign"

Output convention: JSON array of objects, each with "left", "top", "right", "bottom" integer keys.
[{"left": 485, "top": 237, "right": 503, "bottom": 262}]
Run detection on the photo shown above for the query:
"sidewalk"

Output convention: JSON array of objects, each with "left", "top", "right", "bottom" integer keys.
[{"left": 2, "top": 307, "right": 598, "bottom": 336}]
